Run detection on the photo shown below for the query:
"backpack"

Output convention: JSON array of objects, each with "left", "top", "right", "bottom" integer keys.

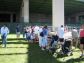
[{"left": 40, "top": 31, "right": 44, "bottom": 37}]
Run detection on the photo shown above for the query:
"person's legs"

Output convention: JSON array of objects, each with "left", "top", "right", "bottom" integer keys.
[
  {"left": 41, "top": 37, "right": 45, "bottom": 50},
  {"left": 2, "top": 37, "right": 7, "bottom": 47},
  {"left": 25, "top": 33, "right": 27, "bottom": 40},
  {"left": 70, "top": 38, "right": 75, "bottom": 50},
  {"left": 23, "top": 32, "right": 25, "bottom": 38},
  {"left": 16, "top": 32, "right": 20, "bottom": 39},
  {"left": 80, "top": 37, "right": 84, "bottom": 57},
  {"left": 75, "top": 37, "right": 79, "bottom": 48},
  {"left": 80, "top": 44, "right": 84, "bottom": 56},
  {"left": 45, "top": 36, "right": 48, "bottom": 49},
  {"left": 59, "top": 38, "right": 64, "bottom": 49},
  {"left": 4, "top": 38, "right": 7, "bottom": 47},
  {"left": 2, "top": 37, "right": 4, "bottom": 47}
]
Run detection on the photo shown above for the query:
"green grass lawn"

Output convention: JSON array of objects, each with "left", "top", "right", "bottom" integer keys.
[{"left": 0, "top": 34, "right": 84, "bottom": 63}]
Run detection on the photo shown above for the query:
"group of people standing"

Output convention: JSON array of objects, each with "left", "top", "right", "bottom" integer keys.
[
  {"left": 54, "top": 25, "right": 84, "bottom": 57},
  {"left": 22, "top": 25, "right": 49, "bottom": 51},
  {"left": 0, "top": 24, "right": 48, "bottom": 48},
  {"left": 0, "top": 24, "right": 84, "bottom": 57}
]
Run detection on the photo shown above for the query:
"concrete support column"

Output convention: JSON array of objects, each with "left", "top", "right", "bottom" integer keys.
[
  {"left": 10, "top": 14, "right": 13, "bottom": 23},
  {"left": 52, "top": 0, "right": 64, "bottom": 31},
  {"left": 23, "top": 0, "right": 29, "bottom": 23},
  {"left": 20, "top": 2, "right": 24, "bottom": 22}
]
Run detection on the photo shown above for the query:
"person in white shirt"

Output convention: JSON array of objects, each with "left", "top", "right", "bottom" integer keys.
[
  {"left": 34, "top": 25, "right": 39, "bottom": 35},
  {"left": 72, "top": 27, "right": 79, "bottom": 48},
  {"left": 0, "top": 25, "right": 9, "bottom": 47},
  {"left": 34, "top": 25, "right": 39, "bottom": 42},
  {"left": 64, "top": 29, "right": 72, "bottom": 41},
  {"left": 57, "top": 25, "right": 64, "bottom": 45}
]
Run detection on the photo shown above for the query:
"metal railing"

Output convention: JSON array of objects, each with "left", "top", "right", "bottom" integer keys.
[{"left": 0, "top": 23, "right": 81, "bottom": 33}]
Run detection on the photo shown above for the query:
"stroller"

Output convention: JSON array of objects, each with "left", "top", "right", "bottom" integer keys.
[
  {"left": 61, "top": 39, "right": 73, "bottom": 56},
  {"left": 49, "top": 34, "right": 59, "bottom": 54}
]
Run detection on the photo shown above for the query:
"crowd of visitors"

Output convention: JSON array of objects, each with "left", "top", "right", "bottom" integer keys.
[{"left": 0, "top": 24, "right": 84, "bottom": 57}]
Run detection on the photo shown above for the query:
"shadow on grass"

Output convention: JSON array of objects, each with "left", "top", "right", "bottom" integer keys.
[
  {"left": 28, "top": 43, "right": 84, "bottom": 63},
  {"left": 28, "top": 43, "right": 62, "bottom": 63},
  {"left": 0, "top": 38, "right": 83, "bottom": 63}
]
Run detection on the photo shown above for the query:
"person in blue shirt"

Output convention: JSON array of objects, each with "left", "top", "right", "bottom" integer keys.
[
  {"left": 16, "top": 24, "right": 20, "bottom": 39},
  {"left": 40, "top": 25, "right": 49, "bottom": 50},
  {"left": 0, "top": 25, "right": 9, "bottom": 47}
]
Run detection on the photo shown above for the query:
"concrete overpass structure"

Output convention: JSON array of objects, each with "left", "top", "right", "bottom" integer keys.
[{"left": 0, "top": 0, "right": 84, "bottom": 30}]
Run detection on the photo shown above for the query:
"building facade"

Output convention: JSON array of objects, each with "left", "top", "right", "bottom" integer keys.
[{"left": 0, "top": 0, "right": 84, "bottom": 31}]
